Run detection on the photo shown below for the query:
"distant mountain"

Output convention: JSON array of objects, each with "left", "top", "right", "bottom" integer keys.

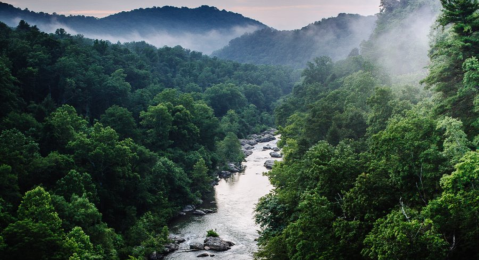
[
  {"left": 213, "top": 14, "right": 377, "bottom": 69},
  {"left": 0, "top": 2, "right": 267, "bottom": 53}
]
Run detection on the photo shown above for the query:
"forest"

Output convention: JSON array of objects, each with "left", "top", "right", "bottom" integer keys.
[
  {"left": 254, "top": 0, "right": 479, "bottom": 259},
  {"left": 0, "top": 19, "right": 295, "bottom": 259},
  {"left": 213, "top": 14, "right": 377, "bottom": 69},
  {"left": 0, "top": 0, "right": 478, "bottom": 259}
]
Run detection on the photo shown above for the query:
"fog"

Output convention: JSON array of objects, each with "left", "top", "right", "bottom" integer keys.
[
  {"left": 361, "top": 1, "right": 441, "bottom": 80},
  {"left": 9, "top": 17, "right": 261, "bottom": 54},
  {"left": 213, "top": 13, "right": 377, "bottom": 68}
]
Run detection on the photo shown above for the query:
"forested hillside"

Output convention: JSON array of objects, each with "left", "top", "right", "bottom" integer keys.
[
  {"left": 0, "top": 3, "right": 266, "bottom": 53},
  {"left": 255, "top": 0, "right": 478, "bottom": 259},
  {"left": 0, "top": 20, "right": 295, "bottom": 259},
  {"left": 213, "top": 14, "right": 377, "bottom": 69}
]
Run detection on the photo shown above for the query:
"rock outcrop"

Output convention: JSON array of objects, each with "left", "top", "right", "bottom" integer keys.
[
  {"left": 203, "top": 237, "right": 235, "bottom": 251},
  {"left": 264, "top": 160, "right": 275, "bottom": 169},
  {"left": 270, "top": 152, "right": 282, "bottom": 158}
]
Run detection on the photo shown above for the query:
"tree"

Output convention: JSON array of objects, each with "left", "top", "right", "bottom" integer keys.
[
  {"left": 0, "top": 129, "right": 39, "bottom": 199},
  {"left": 42, "top": 105, "right": 87, "bottom": 153},
  {"left": 363, "top": 209, "right": 448, "bottom": 260},
  {"left": 100, "top": 105, "right": 139, "bottom": 140},
  {"left": 302, "top": 56, "right": 333, "bottom": 84},
  {"left": 283, "top": 193, "right": 335, "bottom": 260},
  {"left": 0, "top": 58, "right": 23, "bottom": 118},
  {"left": 140, "top": 103, "right": 173, "bottom": 150},
  {"left": 203, "top": 83, "right": 247, "bottom": 117},
  {"left": 190, "top": 158, "right": 213, "bottom": 195},
  {"left": 2, "top": 187, "right": 67, "bottom": 260},
  {"left": 66, "top": 227, "right": 102, "bottom": 260},
  {"left": 423, "top": 0, "right": 479, "bottom": 135},
  {"left": 217, "top": 132, "right": 244, "bottom": 163}
]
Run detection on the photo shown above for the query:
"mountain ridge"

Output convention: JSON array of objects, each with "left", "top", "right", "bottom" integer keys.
[
  {"left": 213, "top": 13, "right": 377, "bottom": 69},
  {"left": 0, "top": 2, "right": 267, "bottom": 53}
]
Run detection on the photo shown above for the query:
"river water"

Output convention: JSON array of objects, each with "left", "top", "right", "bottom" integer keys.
[{"left": 165, "top": 136, "right": 281, "bottom": 260}]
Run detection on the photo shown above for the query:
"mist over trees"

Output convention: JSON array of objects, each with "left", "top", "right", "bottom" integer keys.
[
  {"left": 0, "top": 0, "right": 478, "bottom": 259},
  {"left": 0, "top": 3, "right": 267, "bottom": 54},
  {"left": 213, "top": 14, "right": 377, "bottom": 69},
  {"left": 254, "top": 0, "right": 478, "bottom": 259},
  {"left": 362, "top": 0, "right": 441, "bottom": 81}
]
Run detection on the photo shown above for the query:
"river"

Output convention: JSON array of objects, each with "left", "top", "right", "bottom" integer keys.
[{"left": 165, "top": 136, "right": 281, "bottom": 259}]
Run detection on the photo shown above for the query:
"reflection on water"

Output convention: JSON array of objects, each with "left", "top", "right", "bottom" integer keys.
[{"left": 165, "top": 136, "right": 281, "bottom": 260}]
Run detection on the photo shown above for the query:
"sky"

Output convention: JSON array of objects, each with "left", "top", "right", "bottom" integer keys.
[{"left": 4, "top": 0, "right": 380, "bottom": 30}]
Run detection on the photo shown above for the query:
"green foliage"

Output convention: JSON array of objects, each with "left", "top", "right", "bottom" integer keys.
[
  {"left": 217, "top": 132, "right": 244, "bottom": 163},
  {"left": 214, "top": 14, "right": 377, "bottom": 69},
  {"left": 2, "top": 187, "right": 67, "bottom": 260},
  {"left": 66, "top": 227, "right": 103, "bottom": 260},
  {"left": 206, "top": 229, "right": 219, "bottom": 237},
  {"left": 363, "top": 209, "right": 448, "bottom": 260},
  {"left": 255, "top": 2, "right": 478, "bottom": 260},
  {"left": 100, "top": 105, "right": 139, "bottom": 140}
]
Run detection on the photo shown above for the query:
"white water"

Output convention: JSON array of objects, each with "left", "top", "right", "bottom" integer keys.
[{"left": 165, "top": 136, "right": 281, "bottom": 259}]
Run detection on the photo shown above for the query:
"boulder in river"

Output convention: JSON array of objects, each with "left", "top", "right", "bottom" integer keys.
[
  {"left": 227, "top": 163, "right": 241, "bottom": 172},
  {"left": 246, "top": 139, "right": 258, "bottom": 146},
  {"left": 243, "top": 144, "right": 254, "bottom": 150},
  {"left": 169, "top": 235, "right": 186, "bottom": 244},
  {"left": 202, "top": 209, "right": 215, "bottom": 213},
  {"left": 270, "top": 152, "right": 282, "bottom": 158},
  {"left": 164, "top": 243, "right": 179, "bottom": 253},
  {"left": 219, "top": 171, "right": 233, "bottom": 178},
  {"left": 263, "top": 145, "right": 272, "bottom": 150},
  {"left": 197, "top": 252, "right": 209, "bottom": 257},
  {"left": 273, "top": 147, "right": 280, "bottom": 151},
  {"left": 243, "top": 150, "right": 253, "bottom": 157},
  {"left": 259, "top": 134, "right": 275, "bottom": 143},
  {"left": 182, "top": 205, "right": 195, "bottom": 212},
  {"left": 193, "top": 210, "right": 206, "bottom": 216},
  {"left": 190, "top": 242, "right": 204, "bottom": 250},
  {"left": 264, "top": 160, "right": 275, "bottom": 169},
  {"left": 203, "top": 237, "right": 234, "bottom": 251}
]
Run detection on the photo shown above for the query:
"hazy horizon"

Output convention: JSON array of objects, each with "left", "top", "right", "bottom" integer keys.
[{"left": 3, "top": 0, "right": 380, "bottom": 30}]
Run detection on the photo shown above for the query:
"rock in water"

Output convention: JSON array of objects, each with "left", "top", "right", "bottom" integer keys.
[
  {"left": 259, "top": 134, "right": 275, "bottom": 143},
  {"left": 264, "top": 160, "right": 275, "bottom": 169},
  {"left": 164, "top": 243, "right": 179, "bottom": 253},
  {"left": 193, "top": 210, "right": 206, "bottom": 216},
  {"left": 243, "top": 150, "right": 253, "bottom": 157},
  {"left": 203, "top": 237, "right": 234, "bottom": 251},
  {"left": 270, "top": 152, "right": 282, "bottom": 158},
  {"left": 227, "top": 163, "right": 240, "bottom": 172},
  {"left": 182, "top": 205, "right": 195, "bottom": 212},
  {"left": 169, "top": 235, "right": 186, "bottom": 243},
  {"left": 244, "top": 144, "right": 254, "bottom": 150},
  {"left": 197, "top": 252, "right": 209, "bottom": 257},
  {"left": 190, "top": 242, "right": 205, "bottom": 250},
  {"left": 219, "top": 171, "right": 232, "bottom": 178}
]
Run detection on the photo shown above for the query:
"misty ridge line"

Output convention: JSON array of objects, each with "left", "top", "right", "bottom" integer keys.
[
  {"left": 10, "top": 15, "right": 262, "bottom": 55},
  {"left": 0, "top": 0, "right": 440, "bottom": 74},
  {"left": 0, "top": 3, "right": 267, "bottom": 54}
]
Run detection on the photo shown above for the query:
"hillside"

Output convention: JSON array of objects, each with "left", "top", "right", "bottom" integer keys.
[
  {"left": 212, "top": 13, "right": 377, "bottom": 69},
  {"left": 0, "top": 2, "right": 267, "bottom": 53},
  {"left": 0, "top": 20, "right": 296, "bottom": 259}
]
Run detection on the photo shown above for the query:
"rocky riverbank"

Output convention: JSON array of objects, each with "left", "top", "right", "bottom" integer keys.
[{"left": 164, "top": 130, "right": 281, "bottom": 260}]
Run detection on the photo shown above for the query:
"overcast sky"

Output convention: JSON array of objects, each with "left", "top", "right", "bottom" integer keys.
[{"left": 5, "top": 0, "right": 380, "bottom": 30}]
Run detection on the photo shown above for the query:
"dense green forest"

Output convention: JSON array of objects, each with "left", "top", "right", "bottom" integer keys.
[
  {"left": 0, "top": 20, "right": 296, "bottom": 259},
  {"left": 255, "top": 0, "right": 478, "bottom": 259},
  {"left": 213, "top": 14, "right": 377, "bottom": 69}
]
